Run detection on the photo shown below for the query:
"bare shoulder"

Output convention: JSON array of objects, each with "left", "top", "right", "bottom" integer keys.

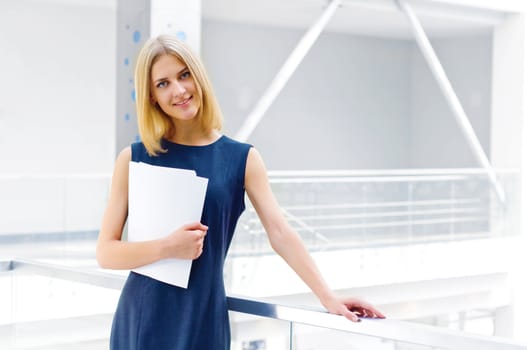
[
  {"left": 117, "top": 146, "right": 132, "bottom": 162},
  {"left": 116, "top": 146, "right": 132, "bottom": 167},
  {"left": 246, "top": 147, "right": 268, "bottom": 180},
  {"left": 112, "top": 146, "right": 132, "bottom": 180}
]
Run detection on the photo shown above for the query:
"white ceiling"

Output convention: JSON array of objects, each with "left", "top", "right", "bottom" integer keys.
[
  {"left": 15, "top": 0, "right": 508, "bottom": 39},
  {"left": 201, "top": 0, "right": 507, "bottom": 39}
]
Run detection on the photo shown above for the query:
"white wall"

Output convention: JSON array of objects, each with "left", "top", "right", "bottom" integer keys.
[
  {"left": 0, "top": 0, "right": 115, "bottom": 234},
  {"left": 202, "top": 20, "right": 413, "bottom": 170},
  {"left": 202, "top": 20, "right": 493, "bottom": 170},
  {"left": 409, "top": 35, "right": 492, "bottom": 168},
  {"left": 0, "top": 0, "right": 116, "bottom": 174}
]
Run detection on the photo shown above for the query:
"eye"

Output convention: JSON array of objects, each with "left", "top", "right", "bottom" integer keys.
[
  {"left": 180, "top": 71, "right": 191, "bottom": 80},
  {"left": 156, "top": 81, "right": 168, "bottom": 88}
]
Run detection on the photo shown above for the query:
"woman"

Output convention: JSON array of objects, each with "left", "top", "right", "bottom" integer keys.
[{"left": 96, "top": 34, "right": 384, "bottom": 349}]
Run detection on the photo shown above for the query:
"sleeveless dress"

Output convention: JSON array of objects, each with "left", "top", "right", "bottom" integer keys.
[{"left": 110, "top": 135, "right": 252, "bottom": 350}]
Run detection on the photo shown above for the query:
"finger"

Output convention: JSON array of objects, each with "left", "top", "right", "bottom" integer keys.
[
  {"left": 363, "top": 308, "right": 385, "bottom": 319},
  {"left": 342, "top": 298, "right": 386, "bottom": 319},
  {"left": 343, "top": 309, "right": 360, "bottom": 322},
  {"left": 346, "top": 301, "right": 385, "bottom": 319},
  {"left": 368, "top": 306, "right": 386, "bottom": 318},
  {"left": 364, "top": 309, "right": 375, "bottom": 318},
  {"left": 350, "top": 300, "right": 380, "bottom": 315},
  {"left": 182, "top": 222, "right": 199, "bottom": 231},
  {"left": 194, "top": 246, "right": 203, "bottom": 259},
  {"left": 190, "top": 230, "right": 207, "bottom": 239},
  {"left": 354, "top": 308, "right": 367, "bottom": 317},
  {"left": 358, "top": 308, "right": 373, "bottom": 317},
  {"left": 183, "top": 222, "right": 208, "bottom": 231},
  {"left": 357, "top": 305, "right": 384, "bottom": 319}
]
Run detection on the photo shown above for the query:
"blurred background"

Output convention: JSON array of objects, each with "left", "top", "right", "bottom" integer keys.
[{"left": 1, "top": 0, "right": 527, "bottom": 349}]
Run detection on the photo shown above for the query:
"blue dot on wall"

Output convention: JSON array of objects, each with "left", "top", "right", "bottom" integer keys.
[
  {"left": 133, "top": 30, "right": 141, "bottom": 43},
  {"left": 135, "top": 134, "right": 141, "bottom": 142},
  {"left": 176, "top": 31, "right": 186, "bottom": 41},
  {"left": 124, "top": 113, "right": 130, "bottom": 121},
  {"left": 131, "top": 89, "right": 136, "bottom": 102},
  {"left": 124, "top": 57, "right": 129, "bottom": 66}
]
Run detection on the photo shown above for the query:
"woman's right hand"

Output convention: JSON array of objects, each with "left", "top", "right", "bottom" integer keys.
[{"left": 160, "top": 222, "right": 208, "bottom": 260}]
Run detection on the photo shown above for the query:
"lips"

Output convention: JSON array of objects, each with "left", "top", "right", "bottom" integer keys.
[{"left": 174, "top": 96, "right": 192, "bottom": 106}]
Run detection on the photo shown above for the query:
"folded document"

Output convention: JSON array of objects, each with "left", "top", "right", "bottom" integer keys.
[{"left": 127, "top": 161, "right": 208, "bottom": 288}]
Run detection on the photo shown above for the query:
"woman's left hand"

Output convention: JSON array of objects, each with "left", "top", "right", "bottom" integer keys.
[{"left": 322, "top": 295, "right": 386, "bottom": 322}]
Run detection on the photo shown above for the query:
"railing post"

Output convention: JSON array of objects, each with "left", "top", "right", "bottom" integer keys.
[{"left": 289, "top": 321, "right": 294, "bottom": 350}]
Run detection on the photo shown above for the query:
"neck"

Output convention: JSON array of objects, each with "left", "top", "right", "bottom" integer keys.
[{"left": 167, "top": 123, "right": 220, "bottom": 146}]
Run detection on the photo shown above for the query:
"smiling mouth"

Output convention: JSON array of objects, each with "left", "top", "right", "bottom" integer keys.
[{"left": 174, "top": 96, "right": 192, "bottom": 106}]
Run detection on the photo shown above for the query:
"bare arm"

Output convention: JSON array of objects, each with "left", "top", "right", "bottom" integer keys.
[
  {"left": 96, "top": 147, "right": 207, "bottom": 270},
  {"left": 244, "top": 148, "right": 384, "bottom": 321}
]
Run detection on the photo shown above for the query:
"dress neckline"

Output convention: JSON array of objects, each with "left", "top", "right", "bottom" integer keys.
[{"left": 162, "top": 135, "right": 225, "bottom": 149}]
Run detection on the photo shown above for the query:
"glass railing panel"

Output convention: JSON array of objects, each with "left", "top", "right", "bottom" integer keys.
[
  {"left": 291, "top": 323, "right": 440, "bottom": 350},
  {"left": 0, "top": 169, "right": 522, "bottom": 347},
  {"left": 0, "top": 174, "right": 109, "bottom": 268},
  {"left": 0, "top": 271, "right": 14, "bottom": 325},
  {"left": 227, "top": 294, "right": 527, "bottom": 350},
  {"left": 229, "top": 311, "right": 291, "bottom": 350},
  {"left": 0, "top": 266, "right": 120, "bottom": 350},
  {"left": 2, "top": 260, "right": 527, "bottom": 350},
  {"left": 0, "top": 169, "right": 519, "bottom": 264},
  {"left": 230, "top": 169, "right": 520, "bottom": 255}
]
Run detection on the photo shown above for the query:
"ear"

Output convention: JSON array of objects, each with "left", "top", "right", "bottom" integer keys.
[{"left": 150, "top": 96, "right": 156, "bottom": 104}]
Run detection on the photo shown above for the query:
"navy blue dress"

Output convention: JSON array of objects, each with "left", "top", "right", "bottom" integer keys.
[{"left": 110, "top": 135, "right": 252, "bottom": 350}]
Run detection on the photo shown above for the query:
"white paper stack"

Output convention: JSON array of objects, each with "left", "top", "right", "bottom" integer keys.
[{"left": 127, "top": 161, "right": 208, "bottom": 288}]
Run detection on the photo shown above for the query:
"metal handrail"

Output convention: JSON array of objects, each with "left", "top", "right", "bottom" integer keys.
[
  {"left": 1, "top": 259, "right": 526, "bottom": 350},
  {"left": 268, "top": 168, "right": 519, "bottom": 177},
  {"left": 0, "top": 168, "right": 519, "bottom": 180}
]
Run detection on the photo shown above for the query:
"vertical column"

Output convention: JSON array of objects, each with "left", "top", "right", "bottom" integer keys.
[
  {"left": 116, "top": 0, "right": 150, "bottom": 154},
  {"left": 494, "top": 305, "right": 514, "bottom": 338},
  {"left": 491, "top": 13, "right": 527, "bottom": 341},
  {"left": 150, "top": 0, "right": 201, "bottom": 53},
  {"left": 116, "top": 0, "right": 201, "bottom": 154},
  {"left": 491, "top": 15, "right": 525, "bottom": 170}
]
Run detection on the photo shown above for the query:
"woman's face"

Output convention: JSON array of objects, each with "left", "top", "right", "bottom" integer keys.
[{"left": 150, "top": 54, "right": 200, "bottom": 124}]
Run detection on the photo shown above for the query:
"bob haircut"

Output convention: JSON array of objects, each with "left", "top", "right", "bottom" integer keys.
[{"left": 134, "top": 35, "right": 223, "bottom": 156}]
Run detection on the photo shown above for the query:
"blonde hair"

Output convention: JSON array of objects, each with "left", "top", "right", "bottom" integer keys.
[{"left": 134, "top": 35, "right": 223, "bottom": 156}]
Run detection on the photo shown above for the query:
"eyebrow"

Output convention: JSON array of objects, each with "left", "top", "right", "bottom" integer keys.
[{"left": 153, "top": 66, "right": 189, "bottom": 84}]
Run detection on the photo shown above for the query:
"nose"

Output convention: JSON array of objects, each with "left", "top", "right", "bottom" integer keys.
[{"left": 172, "top": 82, "right": 186, "bottom": 98}]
